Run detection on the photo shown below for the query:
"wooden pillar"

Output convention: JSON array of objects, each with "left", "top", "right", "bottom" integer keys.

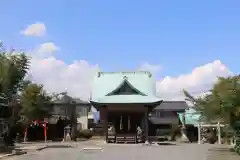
[
  {"left": 100, "top": 107, "right": 106, "bottom": 121},
  {"left": 144, "top": 107, "right": 149, "bottom": 144}
]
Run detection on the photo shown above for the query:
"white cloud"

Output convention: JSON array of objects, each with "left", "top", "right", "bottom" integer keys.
[
  {"left": 35, "top": 42, "right": 59, "bottom": 57},
  {"left": 156, "top": 60, "right": 233, "bottom": 100},
  {"left": 21, "top": 23, "right": 46, "bottom": 37},
  {"left": 29, "top": 57, "right": 99, "bottom": 100},
  {"left": 28, "top": 47, "right": 99, "bottom": 100},
  {"left": 28, "top": 58, "right": 232, "bottom": 102},
  {"left": 27, "top": 42, "right": 232, "bottom": 101},
  {"left": 138, "top": 62, "right": 161, "bottom": 75}
]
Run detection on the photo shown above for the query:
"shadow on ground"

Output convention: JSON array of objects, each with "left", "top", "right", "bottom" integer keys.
[{"left": 157, "top": 142, "right": 177, "bottom": 146}]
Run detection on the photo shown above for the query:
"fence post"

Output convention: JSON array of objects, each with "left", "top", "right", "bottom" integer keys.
[{"left": 217, "top": 122, "right": 221, "bottom": 144}]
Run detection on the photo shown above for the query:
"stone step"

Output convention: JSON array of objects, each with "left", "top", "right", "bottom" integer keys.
[{"left": 116, "top": 136, "right": 136, "bottom": 144}]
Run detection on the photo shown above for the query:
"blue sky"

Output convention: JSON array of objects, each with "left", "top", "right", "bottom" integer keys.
[{"left": 0, "top": 0, "right": 240, "bottom": 78}]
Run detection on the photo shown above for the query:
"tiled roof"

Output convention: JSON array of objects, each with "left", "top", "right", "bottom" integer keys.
[
  {"left": 91, "top": 71, "right": 161, "bottom": 104},
  {"left": 53, "top": 95, "right": 89, "bottom": 105},
  {"left": 154, "top": 101, "right": 189, "bottom": 111},
  {"left": 178, "top": 108, "right": 201, "bottom": 125},
  {"left": 149, "top": 117, "right": 179, "bottom": 124}
]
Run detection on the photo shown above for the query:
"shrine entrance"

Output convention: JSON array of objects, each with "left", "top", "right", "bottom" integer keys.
[{"left": 108, "top": 112, "right": 143, "bottom": 134}]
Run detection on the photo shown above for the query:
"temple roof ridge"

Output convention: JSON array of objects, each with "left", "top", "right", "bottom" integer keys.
[{"left": 97, "top": 71, "right": 152, "bottom": 78}]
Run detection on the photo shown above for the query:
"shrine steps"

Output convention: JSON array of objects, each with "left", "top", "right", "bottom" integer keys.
[{"left": 115, "top": 135, "right": 136, "bottom": 144}]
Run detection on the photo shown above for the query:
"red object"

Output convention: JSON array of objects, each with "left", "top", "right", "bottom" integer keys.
[{"left": 44, "top": 120, "right": 47, "bottom": 140}]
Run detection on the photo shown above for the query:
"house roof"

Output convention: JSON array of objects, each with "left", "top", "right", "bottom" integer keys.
[
  {"left": 149, "top": 102, "right": 190, "bottom": 125},
  {"left": 154, "top": 101, "right": 189, "bottom": 111},
  {"left": 149, "top": 117, "right": 179, "bottom": 124},
  {"left": 90, "top": 71, "right": 162, "bottom": 104},
  {"left": 53, "top": 95, "right": 89, "bottom": 105}
]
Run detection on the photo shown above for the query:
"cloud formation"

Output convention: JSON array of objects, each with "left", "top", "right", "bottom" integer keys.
[
  {"left": 138, "top": 62, "right": 161, "bottom": 74},
  {"left": 24, "top": 23, "right": 233, "bottom": 101},
  {"left": 156, "top": 60, "right": 232, "bottom": 100},
  {"left": 28, "top": 55, "right": 100, "bottom": 100},
  {"left": 35, "top": 42, "right": 59, "bottom": 57},
  {"left": 28, "top": 47, "right": 232, "bottom": 101},
  {"left": 21, "top": 23, "right": 46, "bottom": 37}
]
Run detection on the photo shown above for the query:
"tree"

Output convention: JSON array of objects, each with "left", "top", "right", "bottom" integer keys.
[
  {"left": 0, "top": 45, "right": 29, "bottom": 98},
  {"left": 0, "top": 44, "right": 30, "bottom": 119},
  {"left": 184, "top": 76, "right": 240, "bottom": 153},
  {"left": 20, "top": 83, "right": 52, "bottom": 123},
  {"left": 0, "top": 43, "right": 30, "bottom": 147},
  {"left": 183, "top": 75, "right": 240, "bottom": 125}
]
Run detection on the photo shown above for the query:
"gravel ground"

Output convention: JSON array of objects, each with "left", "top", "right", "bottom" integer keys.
[{"left": 5, "top": 143, "right": 240, "bottom": 160}]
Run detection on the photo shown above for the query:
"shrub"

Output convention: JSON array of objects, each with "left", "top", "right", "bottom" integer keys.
[
  {"left": 77, "top": 129, "right": 93, "bottom": 139},
  {"left": 234, "top": 132, "right": 240, "bottom": 155},
  {"left": 207, "top": 130, "right": 217, "bottom": 144}
]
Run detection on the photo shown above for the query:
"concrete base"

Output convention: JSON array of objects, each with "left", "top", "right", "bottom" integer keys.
[
  {"left": 144, "top": 141, "right": 150, "bottom": 145},
  {"left": 180, "top": 133, "right": 190, "bottom": 143}
]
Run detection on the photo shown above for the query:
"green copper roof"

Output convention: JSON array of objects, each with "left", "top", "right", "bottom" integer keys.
[
  {"left": 92, "top": 95, "right": 161, "bottom": 104},
  {"left": 178, "top": 108, "right": 201, "bottom": 125},
  {"left": 91, "top": 71, "right": 161, "bottom": 104}
]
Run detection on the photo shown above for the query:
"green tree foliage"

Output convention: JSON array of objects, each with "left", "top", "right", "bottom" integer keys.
[
  {"left": 183, "top": 75, "right": 240, "bottom": 125},
  {"left": 0, "top": 43, "right": 30, "bottom": 146},
  {"left": 0, "top": 44, "right": 30, "bottom": 122},
  {"left": 20, "top": 83, "right": 52, "bottom": 123},
  {"left": 0, "top": 43, "right": 30, "bottom": 121},
  {"left": 0, "top": 44, "right": 30, "bottom": 99},
  {"left": 184, "top": 76, "right": 240, "bottom": 154}
]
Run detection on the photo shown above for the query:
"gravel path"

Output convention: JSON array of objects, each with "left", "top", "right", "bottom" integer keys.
[{"left": 5, "top": 143, "right": 240, "bottom": 160}]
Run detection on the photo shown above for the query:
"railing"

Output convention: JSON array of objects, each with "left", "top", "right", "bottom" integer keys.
[{"left": 233, "top": 130, "right": 240, "bottom": 155}]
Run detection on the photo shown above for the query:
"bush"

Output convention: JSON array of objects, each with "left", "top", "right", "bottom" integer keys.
[
  {"left": 77, "top": 129, "right": 93, "bottom": 139},
  {"left": 207, "top": 130, "right": 217, "bottom": 144},
  {"left": 234, "top": 132, "right": 240, "bottom": 155}
]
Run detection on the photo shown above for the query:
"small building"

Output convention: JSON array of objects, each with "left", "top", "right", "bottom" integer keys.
[
  {"left": 51, "top": 95, "right": 90, "bottom": 130},
  {"left": 149, "top": 101, "right": 188, "bottom": 137},
  {"left": 90, "top": 71, "right": 163, "bottom": 143}
]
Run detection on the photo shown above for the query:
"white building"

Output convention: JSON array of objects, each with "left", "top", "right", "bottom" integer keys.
[{"left": 51, "top": 95, "right": 90, "bottom": 130}]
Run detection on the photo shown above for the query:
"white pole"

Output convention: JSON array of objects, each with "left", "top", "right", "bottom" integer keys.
[
  {"left": 120, "top": 116, "right": 122, "bottom": 130},
  {"left": 128, "top": 116, "right": 130, "bottom": 131},
  {"left": 217, "top": 121, "right": 221, "bottom": 144},
  {"left": 198, "top": 123, "right": 201, "bottom": 144}
]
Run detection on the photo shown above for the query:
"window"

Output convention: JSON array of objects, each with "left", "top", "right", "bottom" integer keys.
[
  {"left": 155, "top": 111, "right": 161, "bottom": 117},
  {"left": 154, "top": 111, "right": 174, "bottom": 118},
  {"left": 53, "top": 106, "right": 65, "bottom": 115},
  {"left": 76, "top": 107, "right": 82, "bottom": 113}
]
